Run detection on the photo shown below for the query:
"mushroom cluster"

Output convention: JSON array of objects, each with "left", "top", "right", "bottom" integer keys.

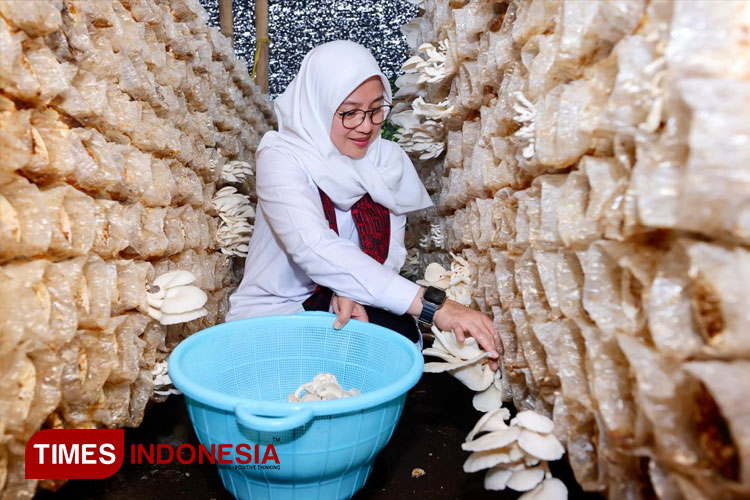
[
  {"left": 287, "top": 373, "right": 361, "bottom": 402},
  {"left": 395, "top": 40, "right": 451, "bottom": 97},
  {"left": 391, "top": 40, "right": 454, "bottom": 160},
  {"left": 422, "top": 325, "right": 503, "bottom": 412},
  {"left": 463, "top": 409, "right": 567, "bottom": 499},
  {"left": 146, "top": 270, "right": 207, "bottom": 325},
  {"left": 152, "top": 360, "right": 181, "bottom": 398},
  {"left": 416, "top": 254, "right": 473, "bottom": 306},
  {"left": 418, "top": 220, "right": 444, "bottom": 249},
  {"left": 220, "top": 159, "right": 254, "bottom": 184},
  {"left": 391, "top": 108, "right": 447, "bottom": 160},
  {"left": 212, "top": 186, "right": 255, "bottom": 257}
]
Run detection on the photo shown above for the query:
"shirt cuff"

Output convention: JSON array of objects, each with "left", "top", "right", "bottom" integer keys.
[{"left": 375, "top": 274, "right": 421, "bottom": 316}]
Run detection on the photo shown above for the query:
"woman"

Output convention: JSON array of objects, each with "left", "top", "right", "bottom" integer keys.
[{"left": 227, "top": 41, "right": 499, "bottom": 369}]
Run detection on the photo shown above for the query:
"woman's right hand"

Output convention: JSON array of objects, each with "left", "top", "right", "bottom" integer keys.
[
  {"left": 433, "top": 299, "right": 501, "bottom": 371},
  {"left": 331, "top": 293, "right": 369, "bottom": 329}
]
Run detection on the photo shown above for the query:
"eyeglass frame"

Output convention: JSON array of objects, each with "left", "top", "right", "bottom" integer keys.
[{"left": 335, "top": 103, "right": 393, "bottom": 130}]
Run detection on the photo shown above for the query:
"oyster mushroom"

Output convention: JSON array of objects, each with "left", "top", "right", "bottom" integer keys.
[
  {"left": 472, "top": 369, "right": 504, "bottom": 412},
  {"left": 416, "top": 262, "right": 451, "bottom": 289},
  {"left": 146, "top": 270, "right": 208, "bottom": 325},
  {"left": 221, "top": 160, "right": 253, "bottom": 184},
  {"left": 153, "top": 360, "right": 182, "bottom": 397},
  {"left": 416, "top": 256, "right": 474, "bottom": 305},
  {"left": 412, "top": 97, "right": 454, "bottom": 121},
  {"left": 463, "top": 408, "right": 568, "bottom": 493},
  {"left": 484, "top": 466, "right": 513, "bottom": 490},
  {"left": 519, "top": 477, "right": 568, "bottom": 500},
  {"left": 429, "top": 221, "right": 445, "bottom": 248},
  {"left": 506, "top": 466, "right": 546, "bottom": 492},
  {"left": 287, "top": 373, "right": 360, "bottom": 402},
  {"left": 212, "top": 186, "right": 255, "bottom": 257},
  {"left": 464, "top": 448, "right": 518, "bottom": 473},
  {"left": 466, "top": 407, "right": 512, "bottom": 441},
  {"left": 462, "top": 427, "right": 521, "bottom": 452},
  {"left": 513, "top": 410, "right": 555, "bottom": 434},
  {"left": 517, "top": 429, "right": 565, "bottom": 461},
  {"left": 423, "top": 325, "right": 499, "bottom": 397}
]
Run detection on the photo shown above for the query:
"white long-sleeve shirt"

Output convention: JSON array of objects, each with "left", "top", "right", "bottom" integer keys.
[{"left": 226, "top": 147, "right": 422, "bottom": 321}]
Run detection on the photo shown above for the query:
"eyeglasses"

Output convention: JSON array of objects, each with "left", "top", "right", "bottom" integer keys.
[{"left": 336, "top": 104, "right": 392, "bottom": 129}]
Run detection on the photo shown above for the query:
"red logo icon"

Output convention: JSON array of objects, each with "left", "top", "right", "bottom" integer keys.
[{"left": 25, "top": 429, "right": 125, "bottom": 479}]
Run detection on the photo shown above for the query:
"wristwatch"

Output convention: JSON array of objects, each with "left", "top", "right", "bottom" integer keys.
[{"left": 418, "top": 286, "right": 447, "bottom": 326}]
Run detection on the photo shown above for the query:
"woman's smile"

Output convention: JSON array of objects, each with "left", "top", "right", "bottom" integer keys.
[{"left": 350, "top": 135, "right": 371, "bottom": 148}]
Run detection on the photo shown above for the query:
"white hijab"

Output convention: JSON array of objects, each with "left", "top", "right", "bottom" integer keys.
[{"left": 257, "top": 40, "right": 433, "bottom": 215}]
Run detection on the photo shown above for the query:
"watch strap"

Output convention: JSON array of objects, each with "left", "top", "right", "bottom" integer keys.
[{"left": 418, "top": 300, "right": 439, "bottom": 325}]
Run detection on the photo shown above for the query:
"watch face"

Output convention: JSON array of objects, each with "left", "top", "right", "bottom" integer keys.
[{"left": 424, "top": 286, "right": 446, "bottom": 305}]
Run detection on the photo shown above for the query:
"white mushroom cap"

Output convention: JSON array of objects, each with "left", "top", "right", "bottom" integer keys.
[
  {"left": 159, "top": 307, "right": 208, "bottom": 325},
  {"left": 472, "top": 379, "right": 503, "bottom": 413},
  {"left": 421, "top": 347, "right": 460, "bottom": 363},
  {"left": 484, "top": 466, "right": 513, "bottom": 490},
  {"left": 451, "top": 359, "right": 494, "bottom": 391},
  {"left": 288, "top": 372, "right": 360, "bottom": 402},
  {"left": 513, "top": 411, "right": 555, "bottom": 434},
  {"left": 463, "top": 449, "right": 516, "bottom": 473},
  {"left": 518, "top": 477, "right": 568, "bottom": 500},
  {"left": 147, "top": 271, "right": 208, "bottom": 325},
  {"left": 518, "top": 430, "right": 565, "bottom": 461},
  {"left": 152, "top": 270, "right": 197, "bottom": 290},
  {"left": 423, "top": 262, "right": 449, "bottom": 282},
  {"left": 466, "top": 407, "right": 511, "bottom": 441},
  {"left": 462, "top": 427, "right": 520, "bottom": 452},
  {"left": 417, "top": 276, "right": 451, "bottom": 289},
  {"left": 161, "top": 286, "right": 208, "bottom": 314},
  {"left": 506, "top": 466, "right": 545, "bottom": 492},
  {"left": 423, "top": 352, "right": 488, "bottom": 374},
  {"left": 433, "top": 328, "right": 484, "bottom": 359}
]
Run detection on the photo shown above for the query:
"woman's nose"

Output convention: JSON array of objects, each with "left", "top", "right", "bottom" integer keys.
[{"left": 355, "top": 114, "right": 375, "bottom": 133}]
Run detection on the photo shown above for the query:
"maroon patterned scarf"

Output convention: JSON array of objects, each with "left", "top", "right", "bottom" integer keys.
[{"left": 302, "top": 188, "right": 390, "bottom": 311}]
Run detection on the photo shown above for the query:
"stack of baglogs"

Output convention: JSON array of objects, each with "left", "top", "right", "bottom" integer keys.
[
  {"left": 398, "top": 0, "right": 750, "bottom": 498},
  {"left": 0, "top": 0, "right": 274, "bottom": 495}
]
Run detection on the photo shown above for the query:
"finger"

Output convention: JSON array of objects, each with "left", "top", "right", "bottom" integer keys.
[
  {"left": 477, "top": 319, "right": 499, "bottom": 357},
  {"left": 334, "top": 299, "right": 354, "bottom": 329},
  {"left": 473, "top": 327, "right": 498, "bottom": 359},
  {"left": 331, "top": 295, "right": 339, "bottom": 315},
  {"left": 483, "top": 316, "right": 503, "bottom": 356},
  {"left": 475, "top": 332, "right": 495, "bottom": 357},
  {"left": 454, "top": 326, "right": 466, "bottom": 343},
  {"left": 353, "top": 305, "right": 369, "bottom": 323},
  {"left": 489, "top": 359, "right": 498, "bottom": 371}
]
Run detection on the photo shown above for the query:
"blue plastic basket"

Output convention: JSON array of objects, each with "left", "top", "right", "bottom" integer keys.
[{"left": 168, "top": 311, "right": 424, "bottom": 500}]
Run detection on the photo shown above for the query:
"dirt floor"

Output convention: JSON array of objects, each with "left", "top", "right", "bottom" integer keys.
[{"left": 35, "top": 373, "right": 601, "bottom": 500}]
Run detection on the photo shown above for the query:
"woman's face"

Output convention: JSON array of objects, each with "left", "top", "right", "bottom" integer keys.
[{"left": 330, "top": 76, "right": 385, "bottom": 159}]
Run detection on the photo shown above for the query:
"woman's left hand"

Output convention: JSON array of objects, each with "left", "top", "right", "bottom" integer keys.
[{"left": 332, "top": 294, "right": 369, "bottom": 329}]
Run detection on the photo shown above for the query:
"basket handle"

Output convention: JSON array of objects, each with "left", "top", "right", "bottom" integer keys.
[{"left": 235, "top": 402, "right": 314, "bottom": 432}]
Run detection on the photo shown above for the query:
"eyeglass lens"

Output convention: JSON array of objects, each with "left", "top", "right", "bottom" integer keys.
[{"left": 342, "top": 106, "right": 390, "bottom": 129}]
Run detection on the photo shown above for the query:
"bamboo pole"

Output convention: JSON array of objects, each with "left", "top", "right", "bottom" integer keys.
[
  {"left": 219, "top": 0, "right": 234, "bottom": 48},
  {"left": 255, "top": 0, "right": 269, "bottom": 94}
]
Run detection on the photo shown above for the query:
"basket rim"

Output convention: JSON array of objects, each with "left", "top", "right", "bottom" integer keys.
[{"left": 168, "top": 312, "right": 424, "bottom": 417}]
